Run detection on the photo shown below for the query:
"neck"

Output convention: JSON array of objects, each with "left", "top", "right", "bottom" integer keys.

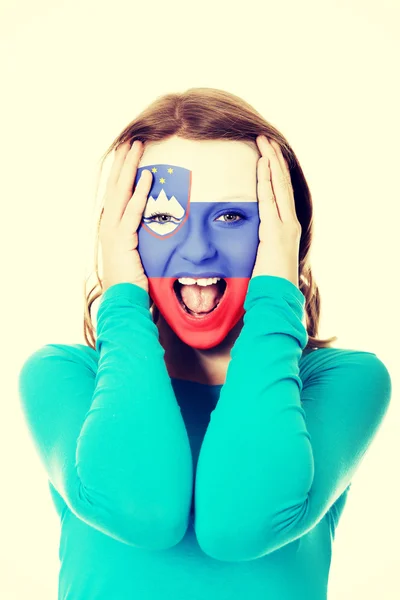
[{"left": 155, "top": 312, "right": 244, "bottom": 385}]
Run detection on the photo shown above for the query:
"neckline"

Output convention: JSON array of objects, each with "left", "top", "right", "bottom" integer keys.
[
  {"left": 170, "top": 376, "right": 224, "bottom": 388},
  {"left": 169, "top": 349, "right": 316, "bottom": 388}
]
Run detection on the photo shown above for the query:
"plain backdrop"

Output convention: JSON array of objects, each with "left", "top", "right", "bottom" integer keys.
[{"left": 0, "top": 0, "right": 398, "bottom": 598}]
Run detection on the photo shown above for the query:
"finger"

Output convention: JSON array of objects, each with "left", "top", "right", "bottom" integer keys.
[
  {"left": 120, "top": 169, "right": 153, "bottom": 234},
  {"left": 106, "top": 140, "right": 136, "bottom": 192},
  {"left": 268, "top": 139, "right": 298, "bottom": 223},
  {"left": 257, "top": 135, "right": 292, "bottom": 222},
  {"left": 103, "top": 141, "right": 144, "bottom": 226},
  {"left": 117, "top": 140, "right": 145, "bottom": 191},
  {"left": 269, "top": 139, "right": 290, "bottom": 172},
  {"left": 257, "top": 156, "right": 282, "bottom": 230}
]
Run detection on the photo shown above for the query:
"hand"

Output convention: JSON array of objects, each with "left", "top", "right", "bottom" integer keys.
[
  {"left": 251, "top": 135, "right": 301, "bottom": 289},
  {"left": 99, "top": 140, "right": 152, "bottom": 293}
]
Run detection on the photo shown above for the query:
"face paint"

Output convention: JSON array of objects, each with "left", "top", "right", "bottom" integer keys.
[{"left": 135, "top": 137, "right": 260, "bottom": 350}]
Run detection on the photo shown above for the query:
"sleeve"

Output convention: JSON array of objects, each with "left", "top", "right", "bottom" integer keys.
[
  {"left": 18, "top": 283, "right": 193, "bottom": 550},
  {"left": 194, "top": 275, "right": 392, "bottom": 561}
]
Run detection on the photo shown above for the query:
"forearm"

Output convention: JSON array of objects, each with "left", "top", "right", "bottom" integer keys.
[
  {"left": 77, "top": 283, "right": 193, "bottom": 546},
  {"left": 194, "top": 276, "right": 312, "bottom": 560}
]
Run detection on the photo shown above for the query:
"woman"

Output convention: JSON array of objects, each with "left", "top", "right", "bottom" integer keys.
[{"left": 18, "top": 87, "right": 392, "bottom": 600}]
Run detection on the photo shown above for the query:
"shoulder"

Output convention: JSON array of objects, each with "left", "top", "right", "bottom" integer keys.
[
  {"left": 19, "top": 342, "right": 99, "bottom": 379},
  {"left": 18, "top": 343, "right": 100, "bottom": 416},
  {"left": 299, "top": 346, "right": 392, "bottom": 401},
  {"left": 300, "top": 345, "right": 390, "bottom": 371}
]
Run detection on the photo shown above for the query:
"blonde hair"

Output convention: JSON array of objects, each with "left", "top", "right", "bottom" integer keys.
[{"left": 83, "top": 87, "right": 338, "bottom": 351}]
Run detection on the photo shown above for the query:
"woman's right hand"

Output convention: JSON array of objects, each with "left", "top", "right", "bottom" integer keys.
[{"left": 99, "top": 140, "right": 152, "bottom": 293}]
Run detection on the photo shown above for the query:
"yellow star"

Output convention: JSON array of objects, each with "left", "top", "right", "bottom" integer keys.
[
  {"left": 167, "top": 168, "right": 174, "bottom": 174},
  {"left": 159, "top": 177, "right": 166, "bottom": 184},
  {"left": 151, "top": 167, "right": 157, "bottom": 173}
]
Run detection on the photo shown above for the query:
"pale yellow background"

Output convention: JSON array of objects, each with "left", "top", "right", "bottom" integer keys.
[{"left": 0, "top": 0, "right": 398, "bottom": 598}]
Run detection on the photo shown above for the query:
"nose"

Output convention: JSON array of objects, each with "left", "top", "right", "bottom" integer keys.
[{"left": 176, "top": 217, "right": 217, "bottom": 264}]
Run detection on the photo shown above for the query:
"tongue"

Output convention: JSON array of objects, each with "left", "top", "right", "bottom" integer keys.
[{"left": 180, "top": 283, "right": 222, "bottom": 314}]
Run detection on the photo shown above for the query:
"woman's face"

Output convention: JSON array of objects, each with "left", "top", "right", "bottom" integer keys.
[{"left": 135, "top": 135, "right": 261, "bottom": 350}]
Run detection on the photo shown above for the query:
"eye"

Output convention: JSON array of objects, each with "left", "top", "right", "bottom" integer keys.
[
  {"left": 142, "top": 211, "right": 183, "bottom": 236},
  {"left": 146, "top": 210, "right": 245, "bottom": 224},
  {"left": 215, "top": 211, "right": 245, "bottom": 224},
  {"left": 147, "top": 211, "right": 173, "bottom": 223},
  {"left": 143, "top": 209, "right": 246, "bottom": 237}
]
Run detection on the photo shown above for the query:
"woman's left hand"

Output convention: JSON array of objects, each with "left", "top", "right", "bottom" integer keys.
[{"left": 251, "top": 135, "right": 301, "bottom": 289}]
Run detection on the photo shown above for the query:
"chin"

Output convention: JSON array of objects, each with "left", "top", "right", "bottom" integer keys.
[{"left": 148, "top": 277, "right": 249, "bottom": 351}]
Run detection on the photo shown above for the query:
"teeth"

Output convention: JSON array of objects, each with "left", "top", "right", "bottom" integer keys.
[{"left": 178, "top": 277, "right": 221, "bottom": 287}]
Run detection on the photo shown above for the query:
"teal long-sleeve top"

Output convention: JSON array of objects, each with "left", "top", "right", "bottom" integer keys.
[{"left": 18, "top": 275, "right": 392, "bottom": 600}]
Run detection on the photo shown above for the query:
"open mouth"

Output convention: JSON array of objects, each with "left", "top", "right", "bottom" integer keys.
[{"left": 173, "top": 279, "right": 227, "bottom": 317}]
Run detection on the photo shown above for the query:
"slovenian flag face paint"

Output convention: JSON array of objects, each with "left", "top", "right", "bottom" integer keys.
[{"left": 134, "top": 163, "right": 260, "bottom": 350}]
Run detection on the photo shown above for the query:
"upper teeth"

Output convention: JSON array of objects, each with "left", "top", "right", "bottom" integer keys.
[{"left": 178, "top": 277, "right": 221, "bottom": 287}]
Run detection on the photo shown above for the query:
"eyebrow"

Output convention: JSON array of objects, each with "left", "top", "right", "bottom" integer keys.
[{"left": 216, "top": 194, "right": 257, "bottom": 202}]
